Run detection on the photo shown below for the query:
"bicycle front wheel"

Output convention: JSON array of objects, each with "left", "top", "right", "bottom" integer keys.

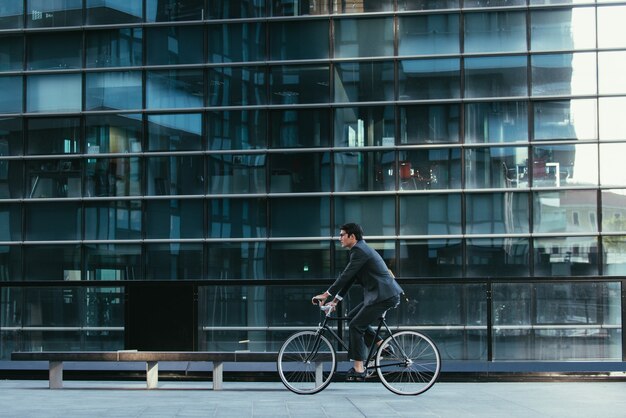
[
  {"left": 376, "top": 330, "right": 441, "bottom": 396},
  {"left": 277, "top": 330, "right": 336, "bottom": 395}
]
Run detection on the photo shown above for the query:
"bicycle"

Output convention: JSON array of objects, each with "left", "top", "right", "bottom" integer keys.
[{"left": 277, "top": 303, "right": 441, "bottom": 395}]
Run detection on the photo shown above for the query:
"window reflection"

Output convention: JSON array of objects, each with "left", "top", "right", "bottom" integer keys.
[
  {"left": 85, "top": 200, "right": 141, "bottom": 240},
  {"left": 24, "top": 202, "right": 81, "bottom": 240},
  {"left": 0, "top": 117, "right": 22, "bottom": 156},
  {"left": 598, "top": 51, "right": 626, "bottom": 95},
  {"left": 334, "top": 106, "right": 394, "bottom": 147},
  {"left": 335, "top": 151, "right": 394, "bottom": 191},
  {"left": 335, "top": 61, "right": 394, "bottom": 103},
  {"left": 465, "top": 56, "right": 527, "bottom": 98},
  {"left": 270, "top": 64, "right": 329, "bottom": 104},
  {"left": 86, "top": 28, "right": 143, "bottom": 68},
  {"left": 207, "top": 242, "right": 266, "bottom": 280},
  {"left": 85, "top": 244, "right": 141, "bottom": 280},
  {"left": 23, "top": 245, "right": 81, "bottom": 280},
  {"left": 27, "top": 159, "right": 81, "bottom": 198},
  {"left": 85, "top": 71, "right": 142, "bottom": 111},
  {"left": 209, "top": 66, "right": 266, "bottom": 107},
  {"left": 86, "top": 0, "right": 142, "bottom": 24},
  {"left": 464, "top": 11, "right": 526, "bottom": 53},
  {"left": 208, "top": 154, "right": 266, "bottom": 194},
  {"left": 147, "top": 70, "right": 204, "bottom": 109},
  {"left": 332, "top": 0, "right": 393, "bottom": 13},
  {"left": 27, "top": 0, "right": 82, "bottom": 28},
  {"left": 209, "top": 110, "right": 266, "bottom": 150},
  {"left": 86, "top": 114, "right": 142, "bottom": 153},
  {"left": 598, "top": 5, "right": 626, "bottom": 49},
  {"left": 208, "top": 22, "right": 265, "bottom": 64},
  {"left": 399, "top": 14, "right": 459, "bottom": 56},
  {"left": 399, "top": 239, "right": 462, "bottom": 277},
  {"left": 86, "top": 157, "right": 141, "bottom": 197},
  {"left": 0, "top": 160, "right": 23, "bottom": 199},
  {"left": 146, "top": 26, "right": 204, "bottom": 65},
  {"left": 334, "top": 17, "right": 393, "bottom": 58},
  {"left": 334, "top": 239, "right": 395, "bottom": 276},
  {"left": 0, "top": 203, "right": 21, "bottom": 241},
  {"left": 0, "top": 35, "right": 23, "bottom": 71},
  {"left": 0, "top": 1, "right": 23, "bottom": 29},
  {"left": 271, "top": 0, "right": 329, "bottom": 16},
  {"left": 467, "top": 238, "right": 529, "bottom": 277},
  {"left": 206, "top": 0, "right": 265, "bottom": 19},
  {"left": 531, "top": 53, "right": 597, "bottom": 96},
  {"left": 146, "top": 0, "right": 205, "bottom": 21},
  {"left": 399, "top": 148, "right": 461, "bottom": 190},
  {"left": 534, "top": 237, "right": 598, "bottom": 276},
  {"left": 208, "top": 197, "right": 266, "bottom": 238},
  {"left": 400, "top": 104, "right": 459, "bottom": 144},
  {"left": 0, "top": 77, "right": 22, "bottom": 114},
  {"left": 271, "top": 20, "right": 329, "bottom": 60},
  {"left": 270, "top": 108, "right": 329, "bottom": 148},
  {"left": 27, "top": 117, "right": 80, "bottom": 155},
  {"left": 335, "top": 196, "right": 396, "bottom": 236},
  {"left": 533, "top": 144, "right": 598, "bottom": 188},
  {"left": 146, "top": 155, "right": 205, "bottom": 196},
  {"left": 27, "top": 74, "right": 82, "bottom": 113},
  {"left": 534, "top": 99, "right": 597, "bottom": 140},
  {"left": 270, "top": 152, "right": 329, "bottom": 193},
  {"left": 148, "top": 113, "right": 202, "bottom": 151},
  {"left": 600, "top": 143, "right": 626, "bottom": 187},
  {"left": 602, "top": 236, "right": 626, "bottom": 276},
  {"left": 144, "top": 243, "right": 203, "bottom": 280},
  {"left": 269, "top": 196, "right": 330, "bottom": 237},
  {"left": 399, "top": 58, "right": 460, "bottom": 100},
  {"left": 398, "top": 0, "right": 459, "bottom": 9},
  {"left": 602, "top": 190, "right": 626, "bottom": 233},
  {"left": 270, "top": 241, "right": 330, "bottom": 279},
  {"left": 465, "top": 146, "right": 529, "bottom": 189},
  {"left": 465, "top": 101, "right": 528, "bottom": 144},
  {"left": 0, "top": 246, "right": 22, "bottom": 280},
  {"left": 599, "top": 97, "right": 626, "bottom": 141},
  {"left": 399, "top": 194, "right": 462, "bottom": 235},
  {"left": 466, "top": 192, "right": 530, "bottom": 234},
  {"left": 531, "top": 8, "right": 596, "bottom": 51},
  {"left": 533, "top": 190, "right": 598, "bottom": 233},
  {"left": 145, "top": 199, "right": 204, "bottom": 239}
]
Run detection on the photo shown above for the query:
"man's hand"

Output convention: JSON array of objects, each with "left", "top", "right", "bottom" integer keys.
[
  {"left": 312, "top": 291, "right": 330, "bottom": 305},
  {"left": 325, "top": 300, "right": 337, "bottom": 313}
]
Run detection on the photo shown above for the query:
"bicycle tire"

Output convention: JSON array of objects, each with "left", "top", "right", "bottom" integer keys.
[
  {"left": 376, "top": 330, "right": 441, "bottom": 396},
  {"left": 277, "top": 330, "right": 336, "bottom": 395}
]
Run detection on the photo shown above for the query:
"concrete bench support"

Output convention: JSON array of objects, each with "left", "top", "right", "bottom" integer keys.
[
  {"left": 146, "top": 361, "right": 158, "bottom": 389},
  {"left": 213, "top": 361, "right": 223, "bottom": 390},
  {"left": 50, "top": 361, "right": 63, "bottom": 389}
]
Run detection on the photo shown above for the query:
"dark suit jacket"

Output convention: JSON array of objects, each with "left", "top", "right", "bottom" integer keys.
[{"left": 327, "top": 240, "right": 403, "bottom": 306}]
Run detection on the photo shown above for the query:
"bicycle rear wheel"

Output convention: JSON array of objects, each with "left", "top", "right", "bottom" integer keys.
[
  {"left": 376, "top": 330, "right": 441, "bottom": 396},
  {"left": 277, "top": 330, "right": 336, "bottom": 394}
]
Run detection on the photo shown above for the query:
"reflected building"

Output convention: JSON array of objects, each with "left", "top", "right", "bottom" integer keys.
[{"left": 0, "top": 1, "right": 625, "bottom": 372}]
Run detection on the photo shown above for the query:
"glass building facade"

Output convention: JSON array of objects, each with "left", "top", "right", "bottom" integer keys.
[{"left": 0, "top": 1, "right": 624, "bottom": 370}]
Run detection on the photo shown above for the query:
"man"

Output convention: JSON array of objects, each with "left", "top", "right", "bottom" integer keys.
[{"left": 312, "top": 223, "right": 403, "bottom": 381}]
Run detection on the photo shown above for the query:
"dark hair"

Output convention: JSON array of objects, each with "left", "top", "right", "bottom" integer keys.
[{"left": 340, "top": 223, "right": 363, "bottom": 241}]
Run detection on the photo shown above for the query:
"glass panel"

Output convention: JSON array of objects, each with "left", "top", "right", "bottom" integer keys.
[
  {"left": 493, "top": 282, "right": 620, "bottom": 360},
  {"left": 85, "top": 71, "right": 142, "bottom": 111},
  {"left": 0, "top": 0, "right": 23, "bottom": 29},
  {"left": 270, "top": 64, "right": 329, "bottom": 104},
  {"left": 600, "top": 97, "right": 626, "bottom": 141},
  {"left": 600, "top": 143, "right": 626, "bottom": 187},
  {"left": 207, "top": 197, "right": 267, "bottom": 238},
  {"left": 144, "top": 243, "right": 203, "bottom": 280},
  {"left": 0, "top": 246, "right": 22, "bottom": 281},
  {"left": 534, "top": 99, "right": 597, "bottom": 141},
  {"left": 531, "top": 53, "right": 597, "bottom": 96},
  {"left": 398, "top": 0, "right": 459, "bottom": 10},
  {"left": 148, "top": 113, "right": 202, "bottom": 151},
  {"left": 86, "top": 28, "right": 143, "bottom": 68},
  {"left": 0, "top": 203, "right": 21, "bottom": 241},
  {"left": 86, "top": 114, "right": 142, "bottom": 154},
  {"left": 270, "top": 152, "right": 330, "bottom": 193},
  {"left": 84, "top": 200, "right": 142, "bottom": 240},
  {"left": 400, "top": 104, "right": 460, "bottom": 144},
  {"left": 465, "top": 146, "right": 529, "bottom": 189},
  {"left": 399, "top": 194, "right": 462, "bottom": 235},
  {"left": 602, "top": 190, "right": 626, "bottom": 233},
  {"left": 0, "top": 35, "right": 23, "bottom": 71},
  {"left": 85, "top": 244, "right": 141, "bottom": 280},
  {"left": 602, "top": 236, "right": 626, "bottom": 276},
  {"left": 208, "top": 154, "right": 266, "bottom": 194},
  {"left": 0, "top": 160, "right": 22, "bottom": 199},
  {"left": 334, "top": 61, "right": 394, "bottom": 103},
  {"left": 209, "top": 109, "right": 266, "bottom": 150},
  {"left": 533, "top": 190, "right": 598, "bottom": 233},
  {"left": 208, "top": 22, "right": 265, "bottom": 64},
  {"left": 85, "top": 156, "right": 141, "bottom": 197},
  {"left": 599, "top": 51, "right": 626, "bottom": 95},
  {"left": 146, "top": 0, "right": 205, "bottom": 21},
  {"left": 146, "top": 70, "right": 204, "bottom": 109},
  {"left": 398, "top": 14, "right": 459, "bottom": 56},
  {"left": 533, "top": 144, "right": 598, "bottom": 188},
  {"left": 145, "top": 199, "right": 204, "bottom": 239},
  {"left": 334, "top": 106, "right": 394, "bottom": 147},
  {"left": 0, "top": 116, "right": 22, "bottom": 156},
  {"left": 207, "top": 0, "right": 265, "bottom": 19},
  {"left": 27, "top": 74, "right": 81, "bottom": 113},
  {"left": 465, "top": 56, "right": 527, "bottom": 98},
  {"left": 399, "top": 58, "right": 461, "bottom": 100},
  {"left": 464, "top": 11, "right": 526, "bottom": 53},
  {"left": 0, "top": 76, "right": 22, "bottom": 114},
  {"left": 466, "top": 0, "right": 525, "bottom": 5},
  {"left": 271, "top": 20, "right": 329, "bottom": 60},
  {"left": 26, "top": 159, "right": 82, "bottom": 198},
  {"left": 86, "top": 0, "right": 143, "bottom": 24},
  {"left": 598, "top": 5, "right": 626, "bottom": 48},
  {"left": 146, "top": 25, "right": 204, "bottom": 65},
  {"left": 271, "top": 0, "right": 329, "bottom": 16},
  {"left": 467, "top": 238, "right": 529, "bottom": 277},
  {"left": 466, "top": 192, "right": 530, "bottom": 234},
  {"left": 269, "top": 241, "right": 330, "bottom": 279},
  {"left": 27, "top": 117, "right": 80, "bottom": 155},
  {"left": 334, "top": 150, "right": 394, "bottom": 191},
  {"left": 270, "top": 108, "right": 330, "bottom": 148},
  {"left": 399, "top": 239, "right": 462, "bottom": 277},
  {"left": 465, "top": 101, "right": 528, "bottom": 144},
  {"left": 269, "top": 196, "right": 330, "bottom": 237},
  {"left": 1, "top": 287, "right": 125, "bottom": 357},
  {"left": 393, "top": 283, "right": 487, "bottom": 361},
  {"left": 23, "top": 245, "right": 80, "bottom": 280},
  {"left": 531, "top": 8, "right": 596, "bottom": 51},
  {"left": 207, "top": 242, "right": 266, "bottom": 280},
  {"left": 27, "top": 0, "right": 82, "bottom": 28},
  {"left": 24, "top": 202, "right": 81, "bottom": 240},
  {"left": 333, "top": 239, "right": 395, "bottom": 276},
  {"left": 535, "top": 236, "right": 599, "bottom": 276},
  {"left": 146, "top": 155, "right": 205, "bottom": 196},
  {"left": 334, "top": 17, "right": 393, "bottom": 58},
  {"left": 26, "top": 32, "right": 83, "bottom": 70},
  {"left": 398, "top": 148, "right": 461, "bottom": 190},
  {"left": 208, "top": 66, "right": 266, "bottom": 107},
  {"left": 332, "top": 0, "right": 393, "bottom": 13},
  {"left": 334, "top": 196, "right": 396, "bottom": 236}
]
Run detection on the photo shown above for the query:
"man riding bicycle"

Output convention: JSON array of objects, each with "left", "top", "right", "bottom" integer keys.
[{"left": 312, "top": 223, "right": 404, "bottom": 381}]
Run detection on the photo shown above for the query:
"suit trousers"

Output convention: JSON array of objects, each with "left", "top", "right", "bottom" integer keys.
[{"left": 347, "top": 295, "right": 401, "bottom": 361}]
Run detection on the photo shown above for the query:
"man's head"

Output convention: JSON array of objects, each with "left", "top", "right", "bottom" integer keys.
[{"left": 339, "top": 223, "right": 363, "bottom": 248}]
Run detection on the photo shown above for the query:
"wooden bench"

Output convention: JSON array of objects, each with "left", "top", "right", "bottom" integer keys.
[{"left": 10, "top": 351, "right": 281, "bottom": 390}]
